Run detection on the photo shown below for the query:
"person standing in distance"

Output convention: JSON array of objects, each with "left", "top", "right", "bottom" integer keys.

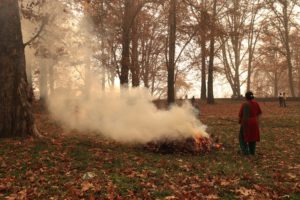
[
  {"left": 282, "top": 92, "right": 287, "bottom": 107},
  {"left": 278, "top": 92, "right": 283, "bottom": 107},
  {"left": 238, "top": 91, "right": 262, "bottom": 155}
]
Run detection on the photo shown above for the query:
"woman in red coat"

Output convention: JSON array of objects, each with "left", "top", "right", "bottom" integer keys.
[{"left": 239, "top": 91, "right": 262, "bottom": 155}]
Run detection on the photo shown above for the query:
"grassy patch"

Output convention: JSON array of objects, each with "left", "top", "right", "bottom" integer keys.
[
  {"left": 68, "top": 145, "right": 92, "bottom": 170},
  {"left": 110, "top": 173, "right": 143, "bottom": 195},
  {"left": 152, "top": 190, "right": 173, "bottom": 198},
  {"left": 0, "top": 101, "right": 299, "bottom": 199},
  {"left": 219, "top": 190, "right": 238, "bottom": 200},
  {"left": 290, "top": 192, "right": 300, "bottom": 200}
]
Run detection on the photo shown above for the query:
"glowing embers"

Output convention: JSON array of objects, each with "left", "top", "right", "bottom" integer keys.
[
  {"left": 146, "top": 132, "right": 222, "bottom": 154},
  {"left": 193, "top": 133, "right": 213, "bottom": 153}
]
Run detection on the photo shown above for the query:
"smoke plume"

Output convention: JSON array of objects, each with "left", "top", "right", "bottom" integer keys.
[
  {"left": 48, "top": 87, "right": 208, "bottom": 143},
  {"left": 21, "top": 1, "right": 209, "bottom": 143}
]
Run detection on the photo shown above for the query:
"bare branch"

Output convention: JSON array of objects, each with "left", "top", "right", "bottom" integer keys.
[
  {"left": 23, "top": 17, "right": 47, "bottom": 48},
  {"left": 174, "top": 30, "right": 198, "bottom": 65}
]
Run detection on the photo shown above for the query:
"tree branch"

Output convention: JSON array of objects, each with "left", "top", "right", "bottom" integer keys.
[
  {"left": 174, "top": 30, "right": 198, "bottom": 65},
  {"left": 23, "top": 18, "right": 47, "bottom": 48}
]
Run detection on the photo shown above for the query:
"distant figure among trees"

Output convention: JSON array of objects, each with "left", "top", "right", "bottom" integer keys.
[
  {"left": 278, "top": 93, "right": 283, "bottom": 107},
  {"left": 190, "top": 96, "right": 196, "bottom": 107},
  {"left": 282, "top": 92, "right": 287, "bottom": 107},
  {"left": 238, "top": 91, "right": 262, "bottom": 155},
  {"left": 185, "top": 95, "right": 188, "bottom": 101},
  {"left": 190, "top": 96, "right": 200, "bottom": 116}
]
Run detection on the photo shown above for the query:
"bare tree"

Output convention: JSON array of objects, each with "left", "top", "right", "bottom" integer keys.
[
  {"left": 220, "top": 0, "right": 251, "bottom": 97},
  {"left": 120, "top": 0, "right": 149, "bottom": 87},
  {"left": 266, "top": 0, "right": 299, "bottom": 97}
]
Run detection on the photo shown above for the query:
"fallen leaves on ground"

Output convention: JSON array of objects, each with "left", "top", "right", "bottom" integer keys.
[{"left": 0, "top": 101, "right": 299, "bottom": 199}]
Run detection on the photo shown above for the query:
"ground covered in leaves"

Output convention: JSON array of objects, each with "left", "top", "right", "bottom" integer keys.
[{"left": 0, "top": 100, "right": 299, "bottom": 199}]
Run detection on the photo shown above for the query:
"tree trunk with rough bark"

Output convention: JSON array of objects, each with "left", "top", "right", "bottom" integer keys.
[
  {"left": 246, "top": 49, "right": 253, "bottom": 92},
  {"left": 232, "top": 0, "right": 242, "bottom": 97},
  {"left": 39, "top": 61, "right": 48, "bottom": 104},
  {"left": 100, "top": 0, "right": 106, "bottom": 91},
  {"left": 274, "top": 71, "right": 278, "bottom": 97},
  {"left": 200, "top": 36, "right": 206, "bottom": 100},
  {"left": 167, "top": 0, "right": 176, "bottom": 105},
  {"left": 26, "top": 64, "right": 34, "bottom": 102},
  {"left": 282, "top": 0, "right": 295, "bottom": 97},
  {"left": 120, "top": 0, "right": 131, "bottom": 87},
  {"left": 246, "top": 0, "right": 260, "bottom": 92},
  {"left": 207, "top": 0, "right": 216, "bottom": 104},
  {"left": 131, "top": 16, "right": 140, "bottom": 87},
  {"left": 298, "top": 70, "right": 300, "bottom": 97},
  {"left": 49, "top": 64, "right": 54, "bottom": 96},
  {"left": 85, "top": 65, "right": 91, "bottom": 98},
  {"left": 200, "top": 0, "right": 207, "bottom": 100},
  {"left": 0, "top": 0, "right": 36, "bottom": 137},
  {"left": 221, "top": 37, "right": 236, "bottom": 95}
]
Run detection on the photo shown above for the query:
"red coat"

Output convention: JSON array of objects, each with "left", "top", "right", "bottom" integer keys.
[{"left": 239, "top": 100, "right": 262, "bottom": 142}]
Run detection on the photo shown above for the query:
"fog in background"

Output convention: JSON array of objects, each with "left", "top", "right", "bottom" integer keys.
[{"left": 21, "top": 1, "right": 209, "bottom": 143}]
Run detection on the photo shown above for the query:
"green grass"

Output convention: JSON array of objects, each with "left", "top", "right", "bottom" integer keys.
[
  {"left": 290, "top": 192, "right": 300, "bottom": 200},
  {"left": 0, "top": 101, "right": 299, "bottom": 199}
]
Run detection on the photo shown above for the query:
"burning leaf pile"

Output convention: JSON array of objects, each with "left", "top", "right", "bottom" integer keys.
[{"left": 146, "top": 133, "right": 222, "bottom": 154}]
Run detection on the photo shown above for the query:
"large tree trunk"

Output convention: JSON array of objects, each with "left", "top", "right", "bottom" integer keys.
[
  {"left": 246, "top": 49, "right": 253, "bottom": 92},
  {"left": 39, "top": 61, "right": 48, "bottom": 103},
  {"left": 109, "top": 46, "right": 116, "bottom": 88},
  {"left": 200, "top": 35, "right": 206, "bottom": 100},
  {"left": 233, "top": 0, "right": 241, "bottom": 97},
  {"left": 221, "top": 37, "right": 236, "bottom": 96},
  {"left": 100, "top": 0, "right": 106, "bottom": 91},
  {"left": 234, "top": 64, "right": 241, "bottom": 96},
  {"left": 144, "top": 64, "right": 150, "bottom": 88},
  {"left": 131, "top": 15, "right": 140, "bottom": 87},
  {"left": 200, "top": 0, "right": 206, "bottom": 100},
  {"left": 0, "top": 0, "right": 36, "bottom": 137},
  {"left": 274, "top": 70, "right": 278, "bottom": 97},
  {"left": 298, "top": 63, "right": 300, "bottom": 97},
  {"left": 49, "top": 64, "right": 54, "bottom": 96},
  {"left": 120, "top": 0, "right": 131, "bottom": 87},
  {"left": 26, "top": 64, "right": 33, "bottom": 90},
  {"left": 167, "top": 0, "right": 176, "bottom": 105},
  {"left": 298, "top": 69, "right": 300, "bottom": 97},
  {"left": 84, "top": 65, "right": 91, "bottom": 98},
  {"left": 120, "top": 31, "right": 130, "bottom": 87},
  {"left": 101, "top": 67, "right": 106, "bottom": 91},
  {"left": 233, "top": 41, "right": 241, "bottom": 97},
  {"left": 283, "top": 0, "right": 295, "bottom": 97},
  {"left": 207, "top": 0, "right": 216, "bottom": 104},
  {"left": 246, "top": 0, "right": 260, "bottom": 92},
  {"left": 26, "top": 64, "right": 34, "bottom": 102}
]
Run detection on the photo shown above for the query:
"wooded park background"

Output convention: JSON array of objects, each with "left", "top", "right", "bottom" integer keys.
[
  {"left": 0, "top": 1, "right": 300, "bottom": 199},
  {"left": 3, "top": 0, "right": 300, "bottom": 104}
]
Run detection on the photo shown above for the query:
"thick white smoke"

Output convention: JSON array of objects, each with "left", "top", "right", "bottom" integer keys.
[
  {"left": 48, "top": 87, "right": 209, "bottom": 143},
  {"left": 21, "top": 1, "right": 209, "bottom": 143}
]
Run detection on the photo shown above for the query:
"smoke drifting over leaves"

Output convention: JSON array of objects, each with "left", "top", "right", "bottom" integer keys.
[
  {"left": 20, "top": 0, "right": 209, "bottom": 143},
  {"left": 48, "top": 87, "right": 208, "bottom": 143},
  {"left": 20, "top": 1, "right": 208, "bottom": 143}
]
